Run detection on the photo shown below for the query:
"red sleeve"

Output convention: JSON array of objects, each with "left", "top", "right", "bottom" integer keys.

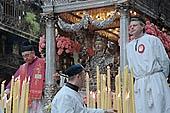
[{"left": 6, "top": 67, "right": 20, "bottom": 89}]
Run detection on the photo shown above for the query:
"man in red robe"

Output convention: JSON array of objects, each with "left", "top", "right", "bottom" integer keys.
[{"left": 5, "top": 41, "right": 45, "bottom": 113}]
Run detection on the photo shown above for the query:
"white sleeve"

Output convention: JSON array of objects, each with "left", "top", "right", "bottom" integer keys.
[
  {"left": 86, "top": 108, "right": 104, "bottom": 113},
  {"left": 155, "top": 38, "right": 170, "bottom": 77},
  {"left": 51, "top": 95, "right": 74, "bottom": 113}
]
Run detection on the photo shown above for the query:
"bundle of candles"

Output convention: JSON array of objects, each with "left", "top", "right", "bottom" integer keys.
[
  {"left": 0, "top": 76, "right": 30, "bottom": 113},
  {"left": 86, "top": 65, "right": 136, "bottom": 113}
]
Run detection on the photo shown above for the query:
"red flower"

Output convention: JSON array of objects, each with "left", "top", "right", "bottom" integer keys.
[
  {"left": 57, "top": 48, "right": 64, "bottom": 55},
  {"left": 55, "top": 36, "right": 80, "bottom": 55}
]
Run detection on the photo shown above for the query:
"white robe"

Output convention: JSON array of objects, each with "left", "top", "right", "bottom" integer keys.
[
  {"left": 51, "top": 85, "right": 104, "bottom": 113},
  {"left": 127, "top": 34, "right": 170, "bottom": 113},
  {"left": 0, "top": 107, "right": 3, "bottom": 113}
]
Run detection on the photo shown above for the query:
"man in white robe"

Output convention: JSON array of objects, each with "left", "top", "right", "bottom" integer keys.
[
  {"left": 127, "top": 16, "right": 170, "bottom": 113},
  {"left": 51, "top": 64, "right": 114, "bottom": 113}
]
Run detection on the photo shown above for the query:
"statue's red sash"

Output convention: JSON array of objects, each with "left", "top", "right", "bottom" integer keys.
[{"left": 19, "top": 58, "right": 45, "bottom": 106}]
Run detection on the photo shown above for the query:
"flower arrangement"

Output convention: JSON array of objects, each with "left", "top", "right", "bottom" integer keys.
[
  {"left": 39, "top": 36, "right": 81, "bottom": 57},
  {"left": 56, "top": 36, "right": 80, "bottom": 55}
]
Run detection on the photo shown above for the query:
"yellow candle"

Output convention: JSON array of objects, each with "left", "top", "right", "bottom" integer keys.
[
  {"left": 1, "top": 80, "right": 6, "bottom": 111},
  {"left": 24, "top": 77, "right": 30, "bottom": 113},
  {"left": 107, "top": 66, "right": 112, "bottom": 109},
  {"left": 97, "top": 90, "right": 101, "bottom": 108},
  {"left": 13, "top": 80, "right": 18, "bottom": 112},
  {"left": 8, "top": 97, "right": 12, "bottom": 113},
  {"left": 9, "top": 76, "right": 14, "bottom": 112},
  {"left": 1, "top": 80, "right": 6, "bottom": 98},
  {"left": 92, "top": 92, "right": 96, "bottom": 108},
  {"left": 101, "top": 74, "right": 106, "bottom": 109},
  {"left": 19, "top": 80, "right": 26, "bottom": 113},
  {"left": 112, "top": 92, "right": 117, "bottom": 110},
  {"left": 89, "top": 91, "right": 93, "bottom": 108},
  {"left": 107, "top": 66, "right": 111, "bottom": 90},
  {"left": 108, "top": 88, "right": 112, "bottom": 109},
  {"left": 6, "top": 99, "right": 9, "bottom": 113},
  {"left": 17, "top": 76, "right": 21, "bottom": 97},
  {"left": 96, "top": 66, "right": 101, "bottom": 91},
  {"left": 105, "top": 88, "right": 108, "bottom": 109},
  {"left": 96, "top": 66, "right": 101, "bottom": 108},
  {"left": 116, "top": 68, "right": 122, "bottom": 113},
  {"left": 15, "top": 96, "right": 19, "bottom": 113},
  {"left": 126, "top": 92, "right": 130, "bottom": 113},
  {"left": 86, "top": 73, "right": 90, "bottom": 108},
  {"left": 10, "top": 76, "right": 14, "bottom": 98},
  {"left": 1, "top": 96, "right": 5, "bottom": 111},
  {"left": 117, "top": 93, "right": 122, "bottom": 113},
  {"left": 123, "top": 66, "right": 128, "bottom": 113},
  {"left": 130, "top": 68, "right": 136, "bottom": 113},
  {"left": 123, "top": 92, "right": 128, "bottom": 113},
  {"left": 100, "top": 74, "right": 103, "bottom": 109}
]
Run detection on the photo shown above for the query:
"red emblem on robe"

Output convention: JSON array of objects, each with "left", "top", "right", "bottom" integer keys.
[{"left": 138, "top": 44, "right": 145, "bottom": 53}]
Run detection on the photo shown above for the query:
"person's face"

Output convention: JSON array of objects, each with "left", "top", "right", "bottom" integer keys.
[
  {"left": 78, "top": 71, "right": 86, "bottom": 88},
  {"left": 95, "top": 41, "right": 104, "bottom": 52},
  {"left": 129, "top": 21, "right": 144, "bottom": 38},
  {"left": 22, "top": 51, "right": 35, "bottom": 63}
]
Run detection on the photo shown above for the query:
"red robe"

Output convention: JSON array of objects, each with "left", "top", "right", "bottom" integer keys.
[{"left": 6, "top": 57, "right": 45, "bottom": 105}]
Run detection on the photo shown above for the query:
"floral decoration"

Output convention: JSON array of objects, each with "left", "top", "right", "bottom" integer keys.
[
  {"left": 56, "top": 36, "right": 80, "bottom": 55},
  {"left": 39, "top": 36, "right": 81, "bottom": 57}
]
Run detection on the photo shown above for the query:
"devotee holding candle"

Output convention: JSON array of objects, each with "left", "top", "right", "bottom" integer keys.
[
  {"left": 5, "top": 41, "right": 45, "bottom": 113},
  {"left": 127, "top": 16, "right": 170, "bottom": 113},
  {"left": 51, "top": 64, "right": 115, "bottom": 113}
]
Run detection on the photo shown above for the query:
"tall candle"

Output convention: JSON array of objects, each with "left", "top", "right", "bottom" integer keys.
[
  {"left": 24, "top": 77, "right": 30, "bottom": 113},
  {"left": 1, "top": 80, "right": 6, "bottom": 98},
  {"left": 126, "top": 92, "right": 130, "bottom": 113},
  {"left": 17, "top": 76, "right": 20, "bottom": 97},
  {"left": 123, "top": 66, "right": 128, "bottom": 113},
  {"left": 89, "top": 91, "right": 93, "bottom": 108},
  {"left": 9, "top": 76, "right": 14, "bottom": 98},
  {"left": 1, "top": 80, "right": 6, "bottom": 111},
  {"left": 108, "top": 88, "right": 112, "bottom": 109},
  {"left": 105, "top": 87, "right": 108, "bottom": 109},
  {"left": 130, "top": 68, "right": 136, "bottom": 113},
  {"left": 96, "top": 66, "right": 101, "bottom": 108},
  {"left": 97, "top": 90, "right": 101, "bottom": 108},
  {"left": 96, "top": 66, "right": 101, "bottom": 91},
  {"left": 6, "top": 100, "right": 9, "bottom": 113},
  {"left": 13, "top": 81, "right": 17, "bottom": 113},
  {"left": 117, "top": 93, "right": 122, "bottom": 113},
  {"left": 8, "top": 97, "right": 12, "bottom": 113},
  {"left": 107, "top": 66, "right": 111, "bottom": 90},
  {"left": 86, "top": 73, "right": 90, "bottom": 108},
  {"left": 123, "top": 92, "right": 128, "bottom": 113},
  {"left": 15, "top": 96, "right": 19, "bottom": 113},
  {"left": 112, "top": 92, "right": 117, "bottom": 110},
  {"left": 92, "top": 92, "right": 96, "bottom": 108},
  {"left": 9, "top": 76, "right": 14, "bottom": 112},
  {"left": 19, "top": 80, "right": 26, "bottom": 113},
  {"left": 117, "top": 68, "right": 122, "bottom": 113},
  {"left": 102, "top": 74, "right": 106, "bottom": 109},
  {"left": 100, "top": 74, "right": 105, "bottom": 109}
]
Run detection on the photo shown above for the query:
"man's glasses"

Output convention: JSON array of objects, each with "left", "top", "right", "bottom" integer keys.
[{"left": 22, "top": 52, "right": 32, "bottom": 58}]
